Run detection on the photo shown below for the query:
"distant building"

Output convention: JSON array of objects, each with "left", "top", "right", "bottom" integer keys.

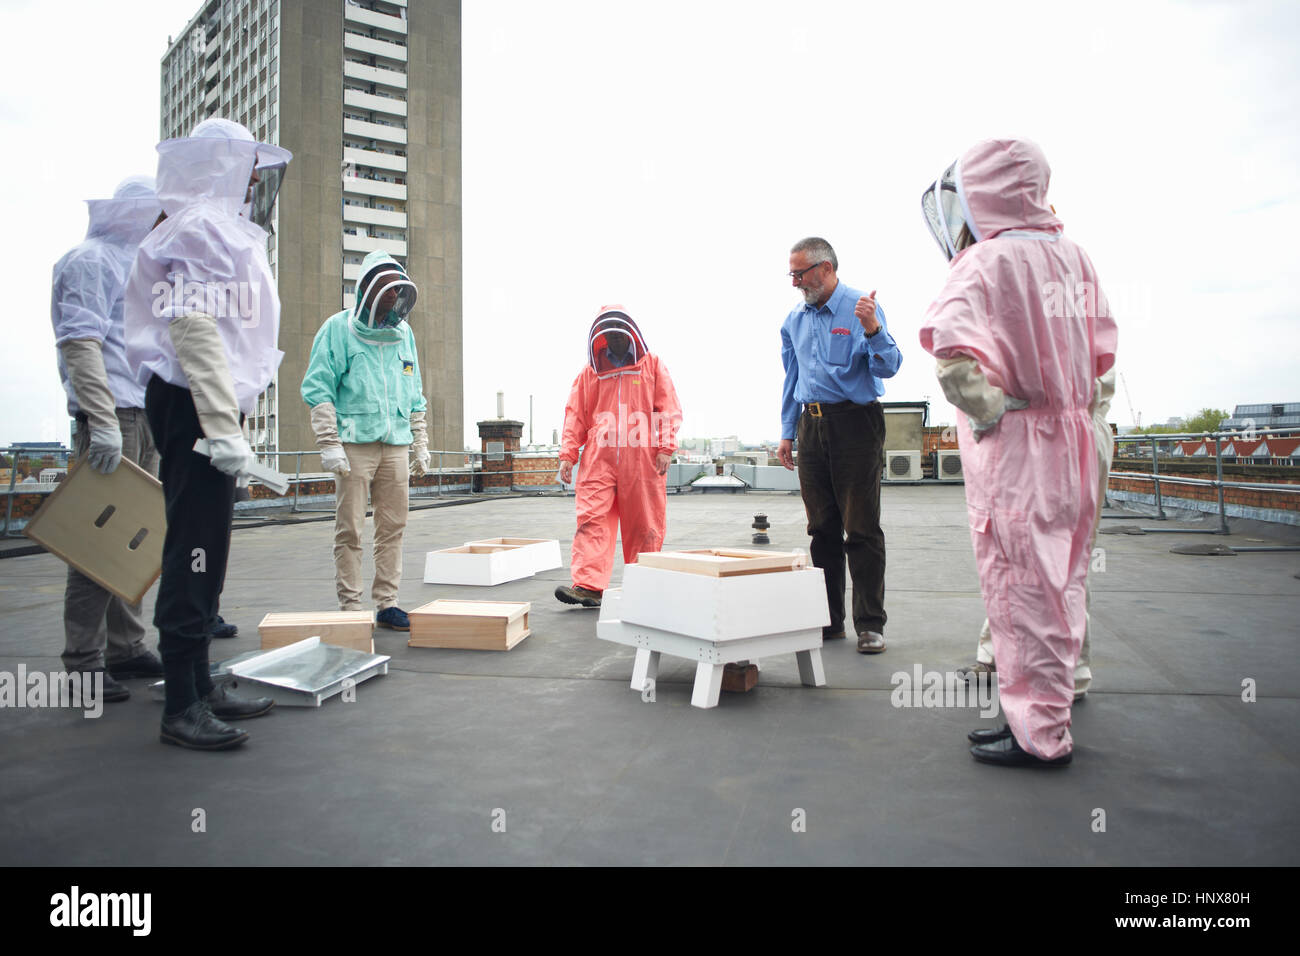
[
  {"left": 160, "top": 0, "right": 463, "bottom": 460},
  {"left": 1222, "top": 403, "right": 1300, "bottom": 432}
]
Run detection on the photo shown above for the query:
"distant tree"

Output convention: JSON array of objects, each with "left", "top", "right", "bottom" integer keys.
[{"left": 1138, "top": 407, "right": 1229, "bottom": 435}]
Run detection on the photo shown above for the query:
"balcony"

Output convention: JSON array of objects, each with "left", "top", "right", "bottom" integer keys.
[
  {"left": 342, "top": 175, "right": 407, "bottom": 201},
  {"left": 343, "top": 204, "right": 407, "bottom": 229},
  {"left": 344, "top": 88, "right": 407, "bottom": 118},
  {"left": 343, "top": 232, "right": 407, "bottom": 257},
  {"left": 343, "top": 60, "right": 407, "bottom": 92},
  {"left": 343, "top": 117, "right": 407, "bottom": 146},
  {"left": 344, "top": 32, "right": 407, "bottom": 64},
  {"left": 343, "top": 146, "right": 406, "bottom": 174},
  {"left": 343, "top": 4, "right": 408, "bottom": 35}
]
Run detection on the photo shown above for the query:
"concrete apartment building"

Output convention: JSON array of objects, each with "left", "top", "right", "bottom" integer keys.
[{"left": 159, "top": 0, "right": 463, "bottom": 461}]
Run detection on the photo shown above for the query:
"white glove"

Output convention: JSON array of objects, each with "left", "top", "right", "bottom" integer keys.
[
  {"left": 60, "top": 339, "right": 123, "bottom": 474},
  {"left": 936, "top": 355, "right": 1028, "bottom": 442},
  {"left": 86, "top": 426, "right": 124, "bottom": 474},
  {"left": 321, "top": 444, "right": 351, "bottom": 476},
  {"left": 168, "top": 314, "right": 243, "bottom": 440},
  {"left": 409, "top": 409, "right": 430, "bottom": 476},
  {"left": 207, "top": 433, "right": 255, "bottom": 477}
]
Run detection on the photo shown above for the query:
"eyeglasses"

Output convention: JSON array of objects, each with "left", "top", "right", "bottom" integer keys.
[{"left": 788, "top": 261, "right": 825, "bottom": 281}]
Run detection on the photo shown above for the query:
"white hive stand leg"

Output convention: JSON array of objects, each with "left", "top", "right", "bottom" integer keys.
[
  {"left": 691, "top": 661, "right": 725, "bottom": 709},
  {"left": 630, "top": 648, "right": 660, "bottom": 692},
  {"left": 796, "top": 648, "right": 826, "bottom": 687}
]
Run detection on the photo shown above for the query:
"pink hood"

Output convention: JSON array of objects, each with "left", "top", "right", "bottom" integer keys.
[{"left": 958, "top": 138, "right": 1062, "bottom": 242}]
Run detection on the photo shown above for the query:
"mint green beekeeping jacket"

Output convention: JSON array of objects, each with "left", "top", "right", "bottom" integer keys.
[{"left": 300, "top": 252, "right": 428, "bottom": 445}]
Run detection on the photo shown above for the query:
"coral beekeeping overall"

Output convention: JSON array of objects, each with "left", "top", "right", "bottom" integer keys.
[
  {"left": 301, "top": 249, "right": 427, "bottom": 613},
  {"left": 559, "top": 307, "right": 682, "bottom": 593},
  {"left": 918, "top": 139, "right": 1118, "bottom": 761}
]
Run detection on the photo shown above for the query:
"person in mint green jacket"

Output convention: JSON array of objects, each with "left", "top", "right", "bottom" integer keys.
[{"left": 301, "top": 250, "right": 430, "bottom": 630}]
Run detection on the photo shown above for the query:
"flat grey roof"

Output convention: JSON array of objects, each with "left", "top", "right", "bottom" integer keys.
[{"left": 1, "top": 485, "right": 1297, "bottom": 865}]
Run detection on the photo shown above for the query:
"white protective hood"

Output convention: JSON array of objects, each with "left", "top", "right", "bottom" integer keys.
[
  {"left": 52, "top": 175, "right": 162, "bottom": 413},
  {"left": 124, "top": 118, "right": 292, "bottom": 415}
]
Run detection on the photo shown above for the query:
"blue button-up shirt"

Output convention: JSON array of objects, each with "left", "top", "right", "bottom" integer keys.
[{"left": 780, "top": 279, "right": 903, "bottom": 440}]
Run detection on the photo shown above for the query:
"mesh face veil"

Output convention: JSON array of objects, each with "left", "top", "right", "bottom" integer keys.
[
  {"left": 357, "top": 266, "right": 418, "bottom": 328},
  {"left": 922, "top": 159, "right": 977, "bottom": 261}
]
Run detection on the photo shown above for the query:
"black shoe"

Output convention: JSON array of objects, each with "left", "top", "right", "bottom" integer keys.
[
  {"left": 211, "top": 615, "right": 238, "bottom": 640},
  {"left": 967, "top": 723, "right": 1012, "bottom": 744},
  {"left": 108, "top": 650, "right": 164, "bottom": 680},
  {"left": 970, "top": 733, "right": 1071, "bottom": 767},
  {"left": 204, "top": 680, "right": 274, "bottom": 719},
  {"left": 555, "top": 585, "right": 602, "bottom": 608},
  {"left": 160, "top": 701, "right": 249, "bottom": 751},
  {"left": 376, "top": 606, "right": 410, "bottom": 631},
  {"left": 76, "top": 668, "right": 130, "bottom": 703}
]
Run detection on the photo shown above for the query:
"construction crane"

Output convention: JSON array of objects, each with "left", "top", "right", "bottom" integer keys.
[{"left": 1120, "top": 371, "right": 1141, "bottom": 429}]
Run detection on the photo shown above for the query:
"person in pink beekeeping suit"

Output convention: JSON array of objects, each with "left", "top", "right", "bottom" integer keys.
[
  {"left": 918, "top": 138, "right": 1118, "bottom": 767},
  {"left": 555, "top": 306, "right": 683, "bottom": 608}
]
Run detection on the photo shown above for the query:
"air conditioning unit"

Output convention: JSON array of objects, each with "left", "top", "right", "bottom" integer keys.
[
  {"left": 936, "top": 449, "right": 964, "bottom": 481},
  {"left": 883, "top": 450, "right": 922, "bottom": 482}
]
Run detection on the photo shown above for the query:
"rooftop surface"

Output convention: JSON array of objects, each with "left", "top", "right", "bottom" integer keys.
[{"left": 1, "top": 485, "right": 1297, "bottom": 866}]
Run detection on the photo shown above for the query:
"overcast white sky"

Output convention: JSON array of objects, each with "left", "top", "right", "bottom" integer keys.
[{"left": 2, "top": 0, "right": 1297, "bottom": 450}]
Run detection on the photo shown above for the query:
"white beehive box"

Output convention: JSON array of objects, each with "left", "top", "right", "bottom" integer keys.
[
  {"left": 422, "top": 543, "right": 536, "bottom": 586},
  {"left": 463, "top": 537, "right": 562, "bottom": 574},
  {"left": 619, "top": 563, "right": 829, "bottom": 640}
]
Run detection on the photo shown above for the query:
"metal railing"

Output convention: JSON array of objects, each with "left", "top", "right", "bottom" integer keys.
[
  {"left": 1107, "top": 425, "right": 1300, "bottom": 535},
  {"left": 2, "top": 445, "right": 573, "bottom": 536}
]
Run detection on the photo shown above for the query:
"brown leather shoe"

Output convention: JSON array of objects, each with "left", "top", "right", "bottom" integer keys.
[
  {"left": 822, "top": 626, "right": 846, "bottom": 640},
  {"left": 856, "top": 631, "right": 886, "bottom": 654},
  {"left": 555, "top": 585, "right": 602, "bottom": 608}
]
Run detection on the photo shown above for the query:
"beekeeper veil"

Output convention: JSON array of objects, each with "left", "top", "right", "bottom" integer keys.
[
  {"left": 156, "top": 117, "right": 291, "bottom": 230},
  {"left": 921, "top": 157, "right": 979, "bottom": 262}
]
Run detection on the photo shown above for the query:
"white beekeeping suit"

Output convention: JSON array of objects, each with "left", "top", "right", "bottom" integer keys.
[
  {"left": 122, "top": 117, "right": 292, "bottom": 752},
  {"left": 125, "top": 117, "right": 290, "bottom": 477},
  {"left": 52, "top": 176, "right": 160, "bottom": 473}
]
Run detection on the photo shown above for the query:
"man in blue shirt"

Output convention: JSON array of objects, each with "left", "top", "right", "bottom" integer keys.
[{"left": 778, "top": 237, "right": 902, "bottom": 653}]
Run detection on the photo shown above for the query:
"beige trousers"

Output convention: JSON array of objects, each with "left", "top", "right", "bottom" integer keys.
[{"left": 334, "top": 442, "right": 409, "bottom": 611}]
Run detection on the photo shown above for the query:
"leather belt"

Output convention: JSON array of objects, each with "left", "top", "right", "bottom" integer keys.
[{"left": 803, "top": 400, "right": 873, "bottom": 418}]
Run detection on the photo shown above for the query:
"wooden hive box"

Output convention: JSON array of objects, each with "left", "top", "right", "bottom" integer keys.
[
  {"left": 23, "top": 458, "right": 165, "bottom": 604},
  {"left": 635, "top": 548, "right": 808, "bottom": 577},
  {"left": 408, "top": 600, "right": 531, "bottom": 651},
  {"left": 258, "top": 611, "right": 375, "bottom": 653}
]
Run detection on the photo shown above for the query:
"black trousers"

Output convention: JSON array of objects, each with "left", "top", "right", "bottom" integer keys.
[
  {"left": 796, "top": 401, "right": 887, "bottom": 635},
  {"left": 144, "top": 376, "right": 235, "bottom": 662}
]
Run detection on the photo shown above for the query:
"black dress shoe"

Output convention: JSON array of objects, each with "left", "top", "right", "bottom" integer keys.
[
  {"left": 160, "top": 702, "right": 249, "bottom": 750},
  {"left": 967, "top": 723, "right": 1013, "bottom": 744},
  {"left": 108, "top": 650, "right": 164, "bottom": 680},
  {"left": 78, "top": 668, "right": 130, "bottom": 703},
  {"left": 970, "top": 733, "right": 1072, "bottom": 767},
  {"left": 204, "top": 681, "right": 274, "bottom": 719},
  {"left": 211, "top": 616, "right": 238, "bottom": 639}
]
